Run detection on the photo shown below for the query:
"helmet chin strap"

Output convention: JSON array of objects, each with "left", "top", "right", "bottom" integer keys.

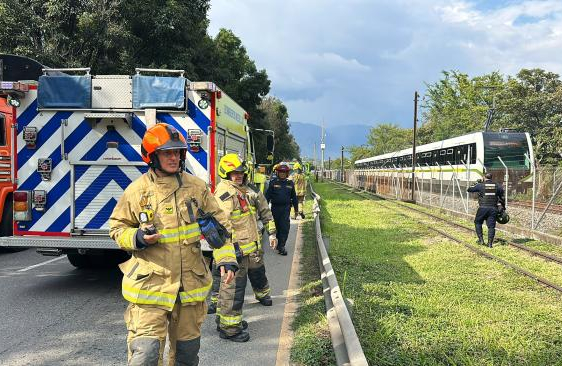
[{"left": 150, "top": 156, "right": 185, "bottom": 176}]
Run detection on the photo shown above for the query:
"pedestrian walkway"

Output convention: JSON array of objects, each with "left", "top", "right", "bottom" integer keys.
[{"left": 197, "top": 219, "right": 301, "bottom": 365}]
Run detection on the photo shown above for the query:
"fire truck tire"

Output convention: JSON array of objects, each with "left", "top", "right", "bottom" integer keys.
[
  {"left": 67, "top": 253, "right": 92, "bottom": 269},
  {"left": 0, "top": 198, "right": 13, "bottom": 237},
  {"left": 0, "top": 198, "right": 25, "bottom": 252}
]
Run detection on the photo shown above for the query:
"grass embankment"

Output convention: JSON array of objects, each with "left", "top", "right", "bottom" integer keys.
[
  {"left": 310, "top": 181, "right": 562, "bottom": 365},
  {"left": 290, "top": 190, "right": 336, "bottom": 365}
]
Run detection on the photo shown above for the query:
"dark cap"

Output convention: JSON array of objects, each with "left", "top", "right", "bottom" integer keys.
[{"left": 485, "top": 173, "right": 493, "bottom": 180}]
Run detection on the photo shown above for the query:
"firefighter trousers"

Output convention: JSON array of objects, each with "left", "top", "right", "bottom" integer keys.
[
  {"left": 271, "top": 204, "right": 291, "bottom": 250},
  {"left": 124, "top": 301, "right": 206, "bottom": 366},
  {"left": 474, "top": 206, "right": 498, "bottom": 242},
  {"left": 216, "top": 255, "right": 250, "bottom": 336},
  {"left": 210, "top": 251, "right": 270, "bottom": 305}
]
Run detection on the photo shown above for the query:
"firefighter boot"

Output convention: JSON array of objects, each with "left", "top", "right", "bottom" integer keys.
[
  {"left": 257, "top": 294, "right": 273, "bottom": 306},
  {"left": 300, "top": 212, "right": 305, "bottom": 219},
  {"left": 477, "top": 236, "right": 485, "bottom": 245},
  {"left": 487, "top": 240, "right": 493, "bottom": 248},
  {"left": 215, "top": 316, "right": 248, "bottom": 331},
  {"left": 175, "top": 337, "right": 200, "bottom": 366},
  {"left": 219, "top": 329, "right": 250, "bottom": 343},
  {"left": 207, "top": 302, "right": 216, "bottom": 314}
]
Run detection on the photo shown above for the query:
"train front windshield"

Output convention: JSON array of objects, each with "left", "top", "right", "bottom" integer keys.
[{"left": 483, "top": 132, "right": 530, "bottom": 170}]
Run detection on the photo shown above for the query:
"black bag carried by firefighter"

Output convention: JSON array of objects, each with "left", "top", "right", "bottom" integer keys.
[
  {"left": 188, "top": 198, "right": 230, "bottom": 249},
  {"left": 496, "top": 208, "right": 510, "bottom": 224}
]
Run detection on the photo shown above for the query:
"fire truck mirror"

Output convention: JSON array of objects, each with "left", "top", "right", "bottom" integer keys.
[{"left": 266, "top": 134, "right": 274, "bottom": 154}]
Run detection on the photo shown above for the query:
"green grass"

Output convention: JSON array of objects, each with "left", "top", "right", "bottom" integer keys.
[
  {"left": 290, "top": 192, "right": 336, "bottom": 366},
  {"left": 312, "top": 181, "right": 562, "bottom": 365}
]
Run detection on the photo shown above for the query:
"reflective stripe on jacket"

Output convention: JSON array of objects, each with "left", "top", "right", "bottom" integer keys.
[
  {"left": 109, "top": 169, "right": 237, "bottom": 311},
  {"left": 215, "top": 180, "right": 262, "bottom": 256}
]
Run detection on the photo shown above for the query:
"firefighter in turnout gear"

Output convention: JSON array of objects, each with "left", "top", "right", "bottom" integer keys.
[
  {"left": 289, "top": 162, "right": 306, "bottom": 219},
  {"left": 109, "top": 123, "right": 238, "bottom": 366},
  {"left": 265, "top": 163, "right": 298, "bottom": 256},
  {"left": 467, "top": 172, "right": 506, "bottom": 247},
  {"left": 213, "top": 153, "right": 278, "bottom": 342},
  {"left": 208, "top": 177, "right": 277, "bottom": 314}
]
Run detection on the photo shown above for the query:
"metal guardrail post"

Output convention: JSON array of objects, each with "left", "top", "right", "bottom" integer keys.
[{"left": 309, "top": 183, "right": 369, "bottom": 366}]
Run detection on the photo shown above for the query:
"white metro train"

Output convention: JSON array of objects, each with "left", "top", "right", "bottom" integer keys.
[{"left": 354, "top": 131, "right": 534, "bottom": 184}]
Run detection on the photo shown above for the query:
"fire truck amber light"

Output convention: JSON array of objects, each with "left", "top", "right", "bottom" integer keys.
[{"left": 14, "top": 201, "right": 28, "bottom": 211}]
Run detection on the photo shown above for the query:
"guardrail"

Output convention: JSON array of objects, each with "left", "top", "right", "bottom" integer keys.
[{"left": 309, "top": 183, "right": 369, "bottom": 366}]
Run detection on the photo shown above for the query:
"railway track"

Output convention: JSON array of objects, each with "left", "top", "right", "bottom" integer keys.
[
  {"left": 509, "top": 200, "right": 562, "bottom": 215},
  {"left": 333, "top": 182, "right": 562, "bottom": 294}
]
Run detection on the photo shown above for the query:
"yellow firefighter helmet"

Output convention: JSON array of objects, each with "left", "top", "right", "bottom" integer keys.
[{"left": 218, "top": 153, "right": 247, "bottom": 179}]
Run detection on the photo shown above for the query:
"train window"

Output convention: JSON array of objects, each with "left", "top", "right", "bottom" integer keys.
[
  {"left": 440, "top": 150, "right": 446, "bottom": 156},
  {"left": 447, "top": 149, "right": 453, "bottom": 155}
]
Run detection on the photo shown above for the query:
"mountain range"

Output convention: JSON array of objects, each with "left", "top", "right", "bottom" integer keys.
[{"left": 289, "top": 121, "right": 371, "bottom": 160}]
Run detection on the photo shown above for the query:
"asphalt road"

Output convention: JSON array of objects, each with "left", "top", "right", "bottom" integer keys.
[{"left": 0, "top": 220, "right": 298, "bottom": 366}]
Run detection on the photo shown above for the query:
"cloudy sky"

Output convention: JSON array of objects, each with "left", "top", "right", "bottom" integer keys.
[{"left": 208, "top": 0, "right": 562, "bottom": 129}]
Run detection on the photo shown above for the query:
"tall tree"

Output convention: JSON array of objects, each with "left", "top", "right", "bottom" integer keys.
[
  {"left": 421, "top": 70, "right": 504, "bottom": 143},
  {"left": 259, "top": 97, "right": 300, "bottom": 163},
  {"left": 497, "top": 69, "right": 562, "bottom": 164},
  {"left": 201, "top": 29, "right": 271, "bottom": 161}
]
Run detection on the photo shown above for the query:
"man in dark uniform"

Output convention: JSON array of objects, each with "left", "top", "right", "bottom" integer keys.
[
  {"left": 467, "top": 172, "right": 506, "bottom": 247},
  {"left": 265, "top": 163, "right": 298, "bottom": 256}
]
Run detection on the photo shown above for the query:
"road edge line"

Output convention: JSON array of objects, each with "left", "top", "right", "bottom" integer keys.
[{"left": 275, "top": 221, "right": 303, "bottom": 366}]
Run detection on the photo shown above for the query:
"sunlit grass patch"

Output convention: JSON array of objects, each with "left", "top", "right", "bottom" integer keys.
[
  {"left": 312, "top": 181, "right": 562, "bottom": 365},
  {"left": 290, "top": 191, "right": 335, "bottom": 366}
]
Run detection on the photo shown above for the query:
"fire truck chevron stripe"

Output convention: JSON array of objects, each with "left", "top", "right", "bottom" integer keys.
[
  {"left": 131, "top": 115, "right": 148, "bottom": 138},
  {"left": 157, "top": 113, "right": 208, "bottom": 170},
  {"left": 187, "top": 98, "right": 211, "bottom": 131},
  {"left": 80, "top": 130, "right": 143, "bottom": 162},
  {"left": 17, "top": 111, "right": 72, "bottom": 167},
  {"left": 74, "top": 166, "right": 133, "bottom": 218},
  {"left": 15, "top": 99, "right": 39, "bottom": 133},
  {"left": 85, "top": 198, "right": 118, "bottom": 229}
]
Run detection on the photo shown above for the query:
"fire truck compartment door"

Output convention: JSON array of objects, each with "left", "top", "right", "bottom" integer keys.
[{"left": 72, "top": 164, "right": 148, "bottom": 232}]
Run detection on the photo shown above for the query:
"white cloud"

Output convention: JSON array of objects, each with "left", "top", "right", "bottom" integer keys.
[{"left": 209, "top": 0, "right": 562, "bottom": 128}]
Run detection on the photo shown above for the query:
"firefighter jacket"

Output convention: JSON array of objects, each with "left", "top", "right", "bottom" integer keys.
[
  {"left": 245, "top": 184, "right": 277, "bottom": 237},
  {"left": 290, "top": 172, "right": 306, "bottom": 196},
  {"left": 467, "top": 179, "right": 505, "bottom": 208},
  {"left": 215, "top": 179, "right": 262, "bottom": 256},
  {"left": 109, "top": 169, "right": 237, "bottom": 311}
]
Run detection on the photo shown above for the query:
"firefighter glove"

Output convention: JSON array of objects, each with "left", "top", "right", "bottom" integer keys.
[{"left": 269, "top": 235, "right": 278, "bottom": 249}]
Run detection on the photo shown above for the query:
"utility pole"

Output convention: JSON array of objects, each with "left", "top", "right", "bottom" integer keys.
[
  {"left": 328, "top": 157, "right": 331, "bottom": 170},
  {"left": 411, "top": 91, "right": 419, "bottom": 202},
  {"left": 320, "top": 120, "right": 325, "bottom": 181},
  {"left": 313, "top": 143, "right": 317, "bottom": 170},
  {"left": 341, "top": 146, "right": 344, "bottom": 182}
]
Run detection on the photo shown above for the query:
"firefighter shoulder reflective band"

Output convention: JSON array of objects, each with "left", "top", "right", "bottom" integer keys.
[{"left": 197, "top": 213, "right": 229, "bottom": 249}]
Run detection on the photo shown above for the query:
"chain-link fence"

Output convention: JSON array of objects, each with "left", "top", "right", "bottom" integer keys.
[{"left": 321, "top": 166, "right": 562, "bottom": 237}]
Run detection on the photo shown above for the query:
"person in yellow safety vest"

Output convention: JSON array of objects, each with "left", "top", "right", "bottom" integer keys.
[
  {"left": 213, "top": 153, "right": 278, "bottom": 342},
  {"left": 109, "top": 123, "right": 237, "bottom": 366},
  {"left": 289, "top": 162, "right": 307, "bottom": 219},
  {"left": 253, "top": 168, "right": 267, "bottom": 193}
]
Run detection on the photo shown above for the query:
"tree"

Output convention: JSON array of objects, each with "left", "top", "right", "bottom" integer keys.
[
  {"left": 421, "top": 70, "right": 504, "bottom": 143},
  {"left": 497, "top": 69, "right": 562, "bottom": 164},
  {"left": 259, "top": 97, "right": 300, "bottom": 163},
  {"left": 0, "top": 0, "right": 211, "bottom": 74},
  {"left": 367, "top": 123, "right": 412, "bottom": 155},
  {"left": 201, "top": 29, "right": 271, "bottom": 161}
]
